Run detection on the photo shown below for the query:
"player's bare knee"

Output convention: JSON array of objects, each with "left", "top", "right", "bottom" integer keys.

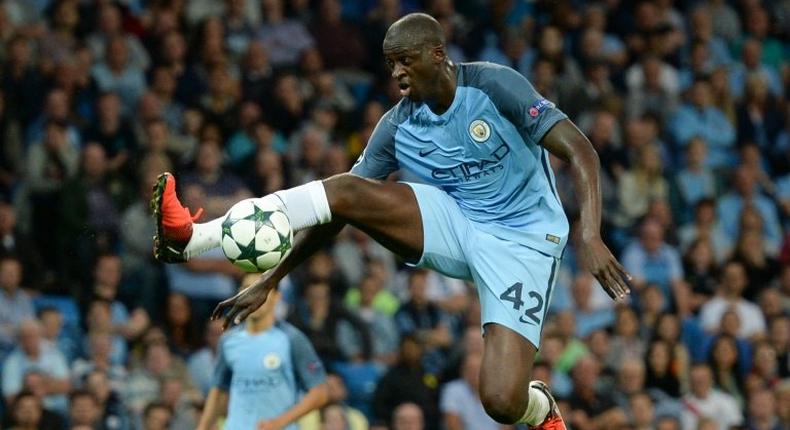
[
  {"left": 323, "top": 173, "right": 364, "bottom": 214},
  {"left": 480, "top": 389, "right": 525, "bottom": 424}
]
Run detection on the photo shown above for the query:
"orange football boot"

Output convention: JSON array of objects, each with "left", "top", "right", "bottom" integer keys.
[{"left": 150, "top": 172, "right": 203, "bottom": 263}]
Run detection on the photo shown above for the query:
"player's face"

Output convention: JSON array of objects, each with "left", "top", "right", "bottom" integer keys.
[{"left": 383, "top": 42, "right": 441, "bottom": 102}]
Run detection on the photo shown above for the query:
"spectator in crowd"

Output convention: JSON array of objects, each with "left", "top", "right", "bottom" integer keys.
[
  {"left": 60, "top": 144, "right": 128, "bottom": 283},
  {"left": 669, "top": 78, "right": 735, "bottom": 170},
  {"left": 674, "top": 137, "right": 716, "bottom": 214},
  {"left": 681, "top": 364, "right": 743, "bottom": 430},
  {"left": 67, "top": 389, "right": 102, "bottom": 429},
  {"left": 678, "top": 198, "right": 731, "bottom": 263},
  {"left": 163, "top": 292, "right": 201, "bottom": 359},
  {"left": 85, "top": 3, "right": 149, "bottom": 72},
  {"left": 7, "top": 371, "right": 68, "bottom": 429},
  {"left": 392, "top": 402, "right": 426, "bottom": 430},
  {"left": 373, "top": 335, "right": 439, "bottom": 430},
  {"left": 39, "top": 306, "right": 79, "bottom": 365},
  {"left": 683, "top": 239, "right": 719, "bottom": 309},
  {"left": 91, "top": 36, "right": 146, "bottom": 114},
  {"left": 745, "top": 388, "right": 783, "bottom": 430},
  {"left": 0, "top": 255, "right": 34, "bottom": 350},
  {"left": 717, "top": 166, "right": 782, "bottom": 248},
  {"left": 609, "top": 306, "right": 646, "bottom": 369},
  {"left": 344, "top": 274, "right": 400, "bottom": 364},
  {"left": 186, "top": 319, "right": 223, "bottom": 397},
  {"left": 699, "top": 260, "right": 767, "bottom": 339},
  {"left": 256, "top": 0, "right": 315, "bottom": 68},
  {"left": 71, "top": 332, "right": 127, "bottom": 391},
  {"left": 621, "top": 218, "right": 686, "bottom": 311},
  {"left": 83, "top": 369, "right": 132, "bottom": 430},
  {"left": 5, "top": 390, "right": 46, "bottom": 430},
  {"left": 707, "top": 334, "right": 746, "bottom": 407},
  {"left": 570, "top": 274, "right": 615, "bottom": 339},
  {"left": 288, "top": 280, "right": 372, "bottom": 365},
  {"left": 2, "top": 320, "right": 71, "bottom": 415},
  {"left": 124, "top": 341, "right": 195, "bottom": 417},
  {"left": 0, "top": 202, "right": 43, "bottom": 289},
  {"left": 25, "top": 119, "right": 80, "bottom": 264},
  {"left": 440, "top": 352, "right": 504, "bottom": 430},
  {"left": 395, "top": 269, "right": 452, "bottom": 375},
  {"left": 567, "top": 355, "right": 627, "bottom": 430},
  {"left": 617, "top": 141, "right": 668, "bottom": 228},
  {"left": 141, "top": 401, "right": 172, "bottom": 430}
]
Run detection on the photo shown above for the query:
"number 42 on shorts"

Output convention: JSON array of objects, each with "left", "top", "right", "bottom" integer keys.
[{"left": 499, "top": 282, "right": 544, "bottom": 325}]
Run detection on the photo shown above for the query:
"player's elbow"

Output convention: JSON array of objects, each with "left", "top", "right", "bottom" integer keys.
[
  {"left": 311, "top": 382, "right": 331, "bottom": 409},
  {"left": 569, "top": 136, "right": 600, "bottom": 171}
]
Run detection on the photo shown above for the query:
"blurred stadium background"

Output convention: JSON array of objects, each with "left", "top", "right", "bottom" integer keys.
[{"left": 0, "top": 0, "right": 788, "bottom": 429}]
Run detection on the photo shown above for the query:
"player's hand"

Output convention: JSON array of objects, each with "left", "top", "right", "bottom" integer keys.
[
  {"left": 211, "top": 272, "right": 277, "bottom": 330},
  {"left": 578, "top": 236, "right": 631, "bottom": 300}
]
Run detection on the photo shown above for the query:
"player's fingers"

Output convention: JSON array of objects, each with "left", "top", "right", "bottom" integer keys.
[
  {"left": 219, "top": 299, "right": 244, "bottom": 327},
  {"left": 613, "top": 260, "right": 633, "bottom": 285},
  {"left": 593, "top": 270, "right": 617, "bottom": 299},
  {"left": 603, "top": 266, "right": 628, "bottom": 299},
  {"left": 233, "top": 307, "right": 254, "bottom": 326},
  {"left": 613, "top": 271, "right": 631, "bottom": 298},
  {"left": 605, "top": 265, "right": 628, "bottom": 298},
  {"left": 211, "top": 298, "right": 233, "bottom": 321},
  {"left": 223, "top": 306, "right": 242, "bottom": 330}
]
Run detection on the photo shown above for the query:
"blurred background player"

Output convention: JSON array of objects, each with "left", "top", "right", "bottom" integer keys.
[{"left": 196, "top": 274, "right": 328, "bottom": 430}]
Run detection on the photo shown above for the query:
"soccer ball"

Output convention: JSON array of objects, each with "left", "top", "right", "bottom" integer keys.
[{"left": 220, "top": 198, "right": 293, "bottom": 272}]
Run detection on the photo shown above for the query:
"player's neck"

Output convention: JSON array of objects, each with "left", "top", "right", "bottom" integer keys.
[
  {"left": 247, "top": 314, "right": 276, "bottom": 332},
  {"left": 425, "top": 61, "right": 457, "bottom": 115}
]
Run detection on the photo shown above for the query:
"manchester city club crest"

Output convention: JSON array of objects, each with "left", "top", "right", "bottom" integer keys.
[
  {"left": 263, "top": 353, "right": 282, "bottom": 369},
  {"left": 469, "top": 119, "right": 491, "bottom": 143}
]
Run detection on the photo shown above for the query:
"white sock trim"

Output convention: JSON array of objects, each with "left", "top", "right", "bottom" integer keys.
[
  {"left": 184, "top": 217, "right": 223, "bottom": 259},
  {"left": 518, "top": 383, "right": 551, "bottom": 425},
  {"left": 274, "top": 181, "right": 332, "bottom": 231}
]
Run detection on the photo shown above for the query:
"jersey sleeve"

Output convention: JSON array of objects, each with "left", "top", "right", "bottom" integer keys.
[
  {"left": 349, "top": 108, "right": 399, "bottom": 179},
  {"left": 212, "top": 337, "right": 233, "bottom": 391},
  {"left": 284, "top": 324, "right": 326, "bottom": 391},
  {"left": 473, "top": 63, "right": 568, "bottom": 146}
]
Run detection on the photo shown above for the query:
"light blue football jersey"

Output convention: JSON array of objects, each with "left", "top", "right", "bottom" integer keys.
[
  {"left": 213, "top": 322, "right": 325, "bottom": 430},
  {"left": 351, "top": 62, "right": 570, "bottom": 257}
]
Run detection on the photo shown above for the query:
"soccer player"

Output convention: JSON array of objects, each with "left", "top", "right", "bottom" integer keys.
[
  {"left": 153, "top": 13, "right": 631, "bottom": 429},
  {"left": 195, "top": 277, "right": 329, "bottom": 430}
]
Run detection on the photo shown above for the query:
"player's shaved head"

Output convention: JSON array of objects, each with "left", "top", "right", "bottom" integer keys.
[{"left": 383, "top": 13, "right": 445, "bottom": 52}]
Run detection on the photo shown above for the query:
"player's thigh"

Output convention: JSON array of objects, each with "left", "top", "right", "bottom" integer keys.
[
  {"left": 400, "top": 182, "right": 473, "bottom": 280},
  {"left": 326, "top": 176, "right": 473, "bottom": 279},
  {"left": 324, "top": 175, "right": 424, "bottom": 261}
]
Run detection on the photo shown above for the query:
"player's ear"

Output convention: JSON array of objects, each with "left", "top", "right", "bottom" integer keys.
[{"left": 431, "top": 45, "right": 445, "bottom": 63}]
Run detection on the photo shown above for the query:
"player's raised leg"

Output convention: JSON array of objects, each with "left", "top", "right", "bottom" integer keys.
[{"left": 151, "top": 171, "right": 424, "bottom": 263}]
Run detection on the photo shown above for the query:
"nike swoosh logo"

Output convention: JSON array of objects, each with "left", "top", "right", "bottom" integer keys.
[
  {"left": 419, "top": 147, "right": 439, "bottom": 157},
  {"left": 519, "top": 316, "right": 537, "bottom": 325}
]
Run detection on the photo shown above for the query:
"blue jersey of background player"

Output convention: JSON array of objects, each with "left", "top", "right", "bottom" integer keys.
[
  {"left": 196, "top": 280, "right": 329, "bottom": 430},
  {"left": 351, "top": 60, "right": 569, "bottom": 259}
]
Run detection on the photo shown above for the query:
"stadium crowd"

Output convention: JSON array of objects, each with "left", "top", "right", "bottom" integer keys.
[{"left": 0, "top": 0, "right": 788, "bottom": 429}]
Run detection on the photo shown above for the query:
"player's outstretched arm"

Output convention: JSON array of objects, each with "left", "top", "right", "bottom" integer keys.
[
  {"left": 541, "top": 120, "right": 632, "bottom": 300},
  {"left": 212, "top": 221, "right": 345, "bottom": 328},
  {"left": 196, "top": 387, "right": 229, "bottom": 430},
  {"left": 256, "top": 382, "right": 330, "bottom": 430}
]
